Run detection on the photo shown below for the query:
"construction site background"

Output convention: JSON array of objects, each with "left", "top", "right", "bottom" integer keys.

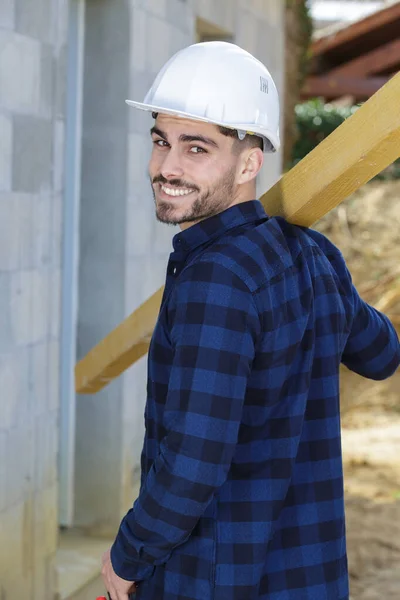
[{"left": 316, "top": 179, "right": 400, "bottom": 600}]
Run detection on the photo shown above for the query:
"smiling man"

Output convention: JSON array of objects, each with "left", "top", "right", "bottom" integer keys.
[
  {"left": 149, "top": 115, "right": 265, "bottom": 228},
  {"left": 101, "top": 42, "right": 400, "bottom": 600}
]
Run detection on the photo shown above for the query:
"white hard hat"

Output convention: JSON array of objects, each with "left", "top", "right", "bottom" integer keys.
[{"left": 126, "top": 41, "right": 280, "bottom": 153}]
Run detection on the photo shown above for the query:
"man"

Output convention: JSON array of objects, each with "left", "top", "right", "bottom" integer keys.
[{"left": 101, "top": 42, "right": 400, "bottom": 600}]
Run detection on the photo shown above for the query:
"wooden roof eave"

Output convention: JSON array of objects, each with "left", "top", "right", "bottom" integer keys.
[{"left": 312, "top": 0, "right": 400, "bottom": 57}]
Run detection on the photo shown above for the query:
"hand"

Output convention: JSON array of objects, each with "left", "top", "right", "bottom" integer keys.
[{"left": 101, "top": 548, "right": 136, "bottom": 600}]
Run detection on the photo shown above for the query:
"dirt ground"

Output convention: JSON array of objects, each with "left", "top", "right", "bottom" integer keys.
[{"left": 315, "top": 181, "right": 400, "bottom": 599}]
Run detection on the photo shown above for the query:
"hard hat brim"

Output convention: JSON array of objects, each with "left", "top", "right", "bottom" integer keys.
[{"left": 125, "top": 99, "right": 279, "bottom": 153}]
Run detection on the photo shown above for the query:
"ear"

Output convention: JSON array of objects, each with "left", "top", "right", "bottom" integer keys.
[{"left": 237, "top": 148, "right": 264, "bottom": 185}]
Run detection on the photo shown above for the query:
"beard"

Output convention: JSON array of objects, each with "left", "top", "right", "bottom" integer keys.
[{"left": 150, "top": 167, "right": 238, "bottom": 226}]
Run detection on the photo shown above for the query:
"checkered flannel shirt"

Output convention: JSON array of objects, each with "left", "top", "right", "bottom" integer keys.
[{"left": 111, "top": 200, "right": 400, "bottom": 600}]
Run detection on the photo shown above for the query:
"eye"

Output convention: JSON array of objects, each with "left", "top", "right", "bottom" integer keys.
[
  {"left": 190, "top": 146, "right": 207, "bottom": 154},
  {"left": 153, "top": 139, "right": 169, "bottom": 148}
]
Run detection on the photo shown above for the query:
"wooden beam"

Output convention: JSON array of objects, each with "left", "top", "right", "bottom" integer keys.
[
  {"left": 76, "top": 72, "right": 400, "bottom": 394},
  {"left": 330, "top": 38, "right": 400, "bottom": 77},
  {"left": 301, "top": 75, "right": 389, "bottom": 100},
  {"left": 312, "top": 2, "right": 400, "bottom": 57}
]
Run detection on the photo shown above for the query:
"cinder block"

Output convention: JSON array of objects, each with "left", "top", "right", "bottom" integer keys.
[
  {"left": 54, "top": 0, "right": 69, "bottom": 54},
  {"left": 6, "top": 423, "right": 34, "bottom": 506},
  {"left": 31, "top": 269, "right": 50, "bottom": 343},
  {"left": 213, "top": 0, "right": 235, "bottom": 34},
  {"left": 0, "top": 273, "right": 14, "bottom": 353},
  {"left": 127, "top": 132, "right": 151, "bottom": 191},
  {"left": 126, "top": 200, "right": 154, "bottom": 257},
  {"left": 47, "top": 340, "right": 60, "bottom": 412},
  {"left": 0, "top": 192, "right": 19, "bottom": 270},
  {"left": 251, "top": 0, "right": 263, "bottom": 14},
  {"left": 130, "top": 7, "right": 147, "bottom": 72},
  {"left": 49, "top": 267, "right": 61, "bottom": 339},
  {"left": 33, "top": 552, "right": 57, "bottom": 600},
  {"left": 30, "top": 342, "right": 49, "bottom": 417},
  {"left": 34, "top": 411, "right": 58, "bottom": 490},
  {"left": 0, "top": 113, "right": 12, "bottom": 192},
  {"left": 18, "top": 193, "right": 35, "bottom": 270},
  {"left": 32, "top": 485, "right": 58, "bottom": 600},
  {"left": 55, "top": 43, "right": 67, "bottom": 118},
  {"left": 266, "top": 0, "right": 282, "bottom": 27},
  {"left": 235, "top": 9, "right": 258, "bottom": 55},
  {"left": 53, "top": 120, "right": 65, "bottom": 194},
  {"left": 124, "top": 254, "right": 166, "bottom": 308},
  {"left": 0, "top": 432, "right": 7, "bottom": 511},
  {"left": 146, "top": 15, "right": 172, "bottom": 73},
  {"left": 33, "top": 484, "right": 58, "bottom": 558},
  {"left": 195, "top": 0, "right": 212, "bottom": 21},
  {"left": 33, "top": 193, "right": 52, "bottom": 267},
  {"left": 10, "top": 269, "right": 49, "bottom": 346},
  {"left": 15, "top": 0, "right": 53, "bottom": 42},
  {"left": 145, "top": 0, "right": 167, "bottom": 18},
  {"left": 153, "top": 216, "right": 176, "bottom": 255},
  {"left": 166, "top": 1, "right": 192, "bottom": 33},
  {"left": 50, "top": 192, "right": 62, "bottom": 267},
  {"left": 124, "top": 256, "right": 154, "bottom": 307},
  {"left": 0, "top": 0, "right": 15, "bottom": 29},
  {"left": 13, "top": 192, "right": 56, "bottom": 272},
  {"left": 0, "top": 575, "right": 34, "bottom": 600},
  {"left": 0, "top": 498, "right": 34, "bottom": 590},
  {"left": 12, "top": 115, "right": 53, "bottom": 193},
  {"left": 0, "top": 30, "right": 40, "bottom": 111},
  {"left": 40, "top": 43, "right": 55, "bottom": 117},
  {"left": 34, "top": 196, "right": 52, "bottom": 270},
  {"left": 10, "top": 270, "right": 33, "bottom": 346},
  {"left": 168, "top": 26, "right": 192, "bottom": 57},
  {"left": 0, "top": 352, "right": 19, "bottom": 430}
]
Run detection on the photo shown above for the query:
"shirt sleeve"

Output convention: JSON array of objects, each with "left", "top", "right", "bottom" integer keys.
[
  {"left": 110, "top": 260, "right": 260, "bottom": 581},
  {"left": 341, "top": 279, "right": 400, "bottom": 381}
]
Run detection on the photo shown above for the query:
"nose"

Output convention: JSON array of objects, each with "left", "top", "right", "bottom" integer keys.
[{"left": 160, "top": 147, "right": 184, "bottom": 180}]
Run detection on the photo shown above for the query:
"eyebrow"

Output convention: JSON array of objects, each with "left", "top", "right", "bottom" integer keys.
[{"left": 150, "top": 126, "right": 219, "bottom": 149}]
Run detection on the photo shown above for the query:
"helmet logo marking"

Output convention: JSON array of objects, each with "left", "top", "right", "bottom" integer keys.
[{"left": 260, "top": 76, "right": 269, "bottom": 94}]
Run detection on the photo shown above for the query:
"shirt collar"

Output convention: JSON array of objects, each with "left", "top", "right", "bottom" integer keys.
[{"left": 172, "top": 200, "right": 268, "bottom": 254}]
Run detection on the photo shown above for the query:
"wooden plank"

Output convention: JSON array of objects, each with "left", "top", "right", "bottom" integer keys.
[
  {"left": 301, "top": 75, "right": 389, "bottom": 100},
  {"left": 330, "top": 38, "right": 400, "bottom": 77},
  {"left": 265, "top": 71, "right": 400, "bottom": 226},
  {"left": 312, "top": 2, "right": 400, "bottom": 57},
  {"left": 75, "top": 72, "right": 400, "bottom": 394}
]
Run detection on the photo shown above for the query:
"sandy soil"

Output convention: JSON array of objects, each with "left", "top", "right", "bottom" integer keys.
[
  {"left": 341, "top": 380, "right": 400, "bottom": 599},
  {"left": 314, "top": 181, "right": 400, "bottom": 599}
]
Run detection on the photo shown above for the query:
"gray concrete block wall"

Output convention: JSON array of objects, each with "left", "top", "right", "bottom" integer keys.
[
  {"left": 0, "top": 0, "right": 67, "bottom": 598},
  {"left": 0, "top": 0, "right": 284, "bottom": 597}
]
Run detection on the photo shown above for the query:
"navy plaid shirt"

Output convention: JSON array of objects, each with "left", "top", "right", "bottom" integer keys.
[{"left": 111, "top": 200, "right": 400, "bottom": 600}]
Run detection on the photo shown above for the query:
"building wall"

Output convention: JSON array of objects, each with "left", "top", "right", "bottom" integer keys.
[
  {"left": 0, "top": 0, "right": 68, "bottom": 598},
  {"left": 0, "top": 0, "right": 285, "bottom": 598}
]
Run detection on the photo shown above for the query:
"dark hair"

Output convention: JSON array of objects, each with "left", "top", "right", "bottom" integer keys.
[
  {"left": 151, "top": 112, "right": 272, "bottom": 153},
  {"left": 218, "top": 126, "right": 274, "bottom": 153}
]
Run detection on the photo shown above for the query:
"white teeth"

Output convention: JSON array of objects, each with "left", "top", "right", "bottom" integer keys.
[{"left": 161, "top": 185, "right": 193, "bottom": 197}]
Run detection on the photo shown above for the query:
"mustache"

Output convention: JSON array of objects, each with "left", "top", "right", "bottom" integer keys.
[{"left": 152, "top": 175, "right": 199, "bottom": 191}]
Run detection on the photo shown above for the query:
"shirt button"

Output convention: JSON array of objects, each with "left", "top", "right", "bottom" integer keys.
[{"left": 173, "top": 267, "right": 177, "bottom": 274}]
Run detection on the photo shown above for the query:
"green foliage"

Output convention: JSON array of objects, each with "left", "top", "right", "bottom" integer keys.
[
  {"left": 291, "top": 99, "right": 359, "bottom": 165},
  {"left": 290, "top": 99, "right": 400, "bottom": 180}
]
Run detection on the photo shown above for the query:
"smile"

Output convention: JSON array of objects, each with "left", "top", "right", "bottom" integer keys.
[{"left": 160, "top": 185, "right": 195, "bottom": 197}]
